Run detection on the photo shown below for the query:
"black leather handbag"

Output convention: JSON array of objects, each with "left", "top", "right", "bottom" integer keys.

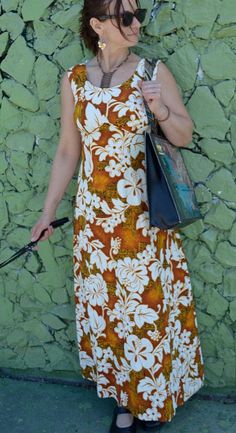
[{"left": 144, "top": 58, "right": 202, "bottom": 229}]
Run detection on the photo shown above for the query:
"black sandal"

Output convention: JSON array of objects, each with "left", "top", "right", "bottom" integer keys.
[
  {"left": 139, "top": 420, "right": 162, "bottom": 431},
  {"left": 109, "top": 405, "right": 136, "bottom": 433}
]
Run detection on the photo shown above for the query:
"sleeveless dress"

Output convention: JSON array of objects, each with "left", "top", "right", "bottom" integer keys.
[{"left": 67, "top": 58, "right": 205, "bottom": 422}]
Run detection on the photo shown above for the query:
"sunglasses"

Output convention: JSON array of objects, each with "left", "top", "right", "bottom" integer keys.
[{"left": 97, "top": 8, "right": 147, "bottom": 27}]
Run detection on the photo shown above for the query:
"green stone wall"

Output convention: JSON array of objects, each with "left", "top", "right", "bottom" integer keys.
[{"left": 0, "top": 0, "right": 235, "bottom": 388}]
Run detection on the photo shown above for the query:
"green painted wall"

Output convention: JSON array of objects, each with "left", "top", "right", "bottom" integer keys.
[{"left": 0, "top": 0, "right": 235, "bottom": 387}]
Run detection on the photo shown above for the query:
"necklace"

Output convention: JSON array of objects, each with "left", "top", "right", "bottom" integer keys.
[{"left": 97, "top": 50, "right": 131, "bottom": 88}]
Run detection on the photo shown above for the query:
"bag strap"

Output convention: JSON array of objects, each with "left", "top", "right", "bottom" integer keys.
[{"left": 144, "top": 58, "right": 161, "bottom": 135}]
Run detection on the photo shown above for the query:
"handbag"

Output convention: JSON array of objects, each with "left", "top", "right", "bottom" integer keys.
[{"left": 144, "top": 58, "right": 202, "bottom": 229}]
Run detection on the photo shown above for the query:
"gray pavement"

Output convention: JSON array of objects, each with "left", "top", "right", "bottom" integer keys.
[{"left": 0, "top": 377, "right": 235, "bottom": 433}]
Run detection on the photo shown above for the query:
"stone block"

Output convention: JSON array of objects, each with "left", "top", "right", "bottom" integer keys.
[
  {"left": 199, "top": 138, "right": 233, "bottom": 165},
  {"left": 215, "top": 241, "right": 236, "bottom": 266},
  {"left": 7, "top": 329, "right": 28, "bottom": 347},
  {"left": 33, "top": 284, "right": 52, "bottom": 305},
  {"left": 54, "top": 39, "right": 83, "bottom": 70},
  {"left": 204, "top": 200, "right": 235, "bottom": 230},
  {"left": 200, "top": 332, "right": 217, "bottom": 357},
  {"left": 201, "top": 42, "right": 236, "bottom": 80},
  {"left": 0, "top": 32, "right": 9, "bottom": 57},
  {"left": 200, "top": 228, "right": 218, "bottom": 254},
  {"left": 1, "top": 36, "right": 35, "bottom": 85},
  {"left": 0, "top": 295, "right": 14, "bottom": 325},
  {"left": 24, "top": 347, "right": 46, "bottom": 368},
  {"left": 22, "top": 0, "right": 55, "bottom": 21},
  {"left": 206, "top": 168, "right": 236, "bottom": 202},
  {"left": 206, "top": 287, "right": 228, "bottom": 318},
  {"left": 217, "top": 322, "right": 235, "bottom": 349},
  {"left": 51, "top": 304, "right": 75, "bottom": 321},
  {"left": 231, "top": 115, "right": 236, "bottom": 153},
  {"left": 166, "top": 44, "right": 198, "bottom": 91},
  {"left": 35, "top": 56, "right": 59, "bottom": 100},
  {"left": 182, "top": 0, "right": 219, "bottom": 29},
  {"left": 51, "top": 3, "right": 83, "bottom": 32},
  {"left": 46, "top": 94, "right": 60, "bottom": 120},
  {"left": 229, "top": 223, "right": 236, "bottom": 245},
  {"left": 181, "top": 150, "right": 214, "bottom": 183},
  {"left": 230, "top": 300, "right": 236, "bottom": 322},
  {"left": 0, "top": 12, "right": 25, "bottom": 40},
  {"left": 213, "top": 80, "right": 236, "bottom": 107},
  {"left": 224, "top": 269, "right": 236, "bottom": 296},
  {"left": 205, "top": 357, "right": 224, "bottom": 381},
  {"left": 23, "top": 112, "right": 56, "bottom": 139},
  {"left": 197, "top": 261, "right": 223, "bottom": 284},
  {"left": 195, "top": 309, "right": 216, "bottom": 328},
  {"left": 180, "top": 219, "right": 204, "bottom": 240},
  {"left": 187, "top": 86, "right": 230, "bottom": 139},
  {"left": 218, "top": 0, "right": 236, "bottom": 25},
  {"left": 52, "top": 288, "right": 69, "bottom": 305},
  {"left": 195, "top": 185, "right": 212, "bottom": 203},
  {"left": 22, "top": 319, "right": 54, "bottom": 343},
  {"left": 33, "top": 20, "right": 66, "bottom": 55},
  {"left": 1, "top": 0, "right": 20, "bottom": 12},
  {"left": 41, "top": 313, "right": 67, "bottom": 330},
  {"left": 44, "top": 343, "right": 65, "bottom": 365},
  {"left": 0, "top": 200, "right": 8, "bottom": 230},
  {"left": 0, "top": 97, "right": 22, "bottom": 131},
  {"left": 1, "top": 79, "right": 39, "bottom": 112},
  {"left": 6, "top": 131, "right": 35, "bottom": 153}
]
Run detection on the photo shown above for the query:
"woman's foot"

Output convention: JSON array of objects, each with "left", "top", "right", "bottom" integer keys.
[
  {"left": 139, "top": 419, "right": 162, "bottom": 431},
  {"left": 116, "top": 413, "right": 134, "bottom": 428},
  {"left": 109, "top": 405, "right": 136, "bottom": 432}
]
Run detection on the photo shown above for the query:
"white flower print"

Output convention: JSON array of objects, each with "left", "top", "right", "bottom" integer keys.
[
  {"left": 105, "top": 159, "right": 122, "bottom": 178},
  {"left": 106, "top": 135, "right": 124, "bottom": 156},
  {"left": 137, "top": 373, "right": 167, "bottom": 407},
  {"left": 84, "top": 274, "right": 108, "bottom": 306},
  {"left": 84, "top": 80, "right": 121, "bottom": 104},
  {"left": 124, "top": 335, "right": 155, "bottom": 372},
  {"left": 116, "top": 257, "right": 149, "bottom": 294},
  {"left": 134, "top": 305, "right": 159, "bottom": 329},
  {"left": 117, "top": 167, "right": 146, "bottom": 206},
  {"left": 87, "top": 304, "right": 106, "bottom": 336},
  {"left": 83, "top": 103, "right": 109, "bottom": 145},
  {"left": 79, "top": 351, "right": 95, "bottom": 369},
  {"left": 76, "top": 179, "right": 92, "bottom": 211},
  {"left": 70, "top": 60, "right": 205, "bottom": 422}
]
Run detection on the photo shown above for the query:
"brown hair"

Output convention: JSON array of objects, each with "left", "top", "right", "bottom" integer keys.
[{"left": 80, "top": 0, "right": 137, "bottom": 55}]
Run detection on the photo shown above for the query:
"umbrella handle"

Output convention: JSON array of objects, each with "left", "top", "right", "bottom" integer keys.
[{"left": 36, "top": 217, "right": 69, "bottom": 242}]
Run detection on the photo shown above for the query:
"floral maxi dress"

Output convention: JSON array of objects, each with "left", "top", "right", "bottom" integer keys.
[{"left": 68, "top": 58, "right": 205, "bottom": 422}]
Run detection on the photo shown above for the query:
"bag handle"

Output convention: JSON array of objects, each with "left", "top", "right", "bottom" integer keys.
[{"left": 144, "top": 59, "right": 162, "bottom": 136}]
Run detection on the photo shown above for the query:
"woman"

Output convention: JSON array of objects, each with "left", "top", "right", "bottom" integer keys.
[{"left": 31, "top": 1, "right": 205, "bottom": 432}]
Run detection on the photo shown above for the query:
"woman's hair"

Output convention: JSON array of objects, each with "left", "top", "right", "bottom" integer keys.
[{"left": 80, "top": 0, "right": 138, "bottom": 55}]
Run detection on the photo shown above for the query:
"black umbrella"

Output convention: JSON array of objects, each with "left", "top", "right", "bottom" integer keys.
[{"left": 0, "top": 217, "right": 69, "bottom": 269}]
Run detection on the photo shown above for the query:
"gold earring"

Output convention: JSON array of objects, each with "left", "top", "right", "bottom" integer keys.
[{"left": 98, "top": 39, "right": 106, "bottom": 50}]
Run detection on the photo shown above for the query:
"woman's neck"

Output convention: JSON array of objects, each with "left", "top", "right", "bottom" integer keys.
[{"left": 97, "top": 47, "right": 131, "bottom": 71}]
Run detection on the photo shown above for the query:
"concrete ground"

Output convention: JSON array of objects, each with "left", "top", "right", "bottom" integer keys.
[{"left": 0, "top": 376, "right": 235, "bottom": 433}]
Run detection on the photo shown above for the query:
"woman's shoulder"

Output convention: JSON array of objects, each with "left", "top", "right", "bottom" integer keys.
[{"left": 65, "top": 63, "right": 88, "bottom": 90}]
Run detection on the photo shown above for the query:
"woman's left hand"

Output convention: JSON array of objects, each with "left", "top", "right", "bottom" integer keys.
[{"left": 138, "top": 80, "right": 167, "bottom": 119}]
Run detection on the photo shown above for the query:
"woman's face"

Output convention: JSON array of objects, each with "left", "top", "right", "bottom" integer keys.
[{"left": 98, "top": 0, "right": 142, "bottom": 49}]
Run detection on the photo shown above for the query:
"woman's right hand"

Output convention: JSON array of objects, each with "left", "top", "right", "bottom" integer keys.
[{"left": 30, "top": 212, "right": 56, "bottom": 250}]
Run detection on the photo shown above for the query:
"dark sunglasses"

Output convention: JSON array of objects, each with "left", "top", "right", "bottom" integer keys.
[{"left": 97, "top": 8, "right": 147, "bottom": 27}]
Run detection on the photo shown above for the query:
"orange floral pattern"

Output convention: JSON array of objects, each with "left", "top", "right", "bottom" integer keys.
[{"left": 68, "top": 58, "right": 205, "bottom": 422}]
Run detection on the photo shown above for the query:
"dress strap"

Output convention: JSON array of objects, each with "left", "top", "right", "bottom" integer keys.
[
  {"left": 152, "top": 59, "right": 162, "bottom": 81},
  {"left": 68, "top": 63, "right": 87, "bottom": 88}
]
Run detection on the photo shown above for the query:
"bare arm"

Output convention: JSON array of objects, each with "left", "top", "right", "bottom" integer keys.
[
  {"left": 153, "top": 62, "right": 193, "bottom": 147},
  {"left": 140, "top": 62, "right": 193, "bottom": 147},
  {"left": 31, "top": 72, "right": 81, "bottom": 242}
]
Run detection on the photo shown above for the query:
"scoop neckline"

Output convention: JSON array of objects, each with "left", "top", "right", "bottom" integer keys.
[{"left": 84, "top": 57, "right": 144, "bottom": 90}]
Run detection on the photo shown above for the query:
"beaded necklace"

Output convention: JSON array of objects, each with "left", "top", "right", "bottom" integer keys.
[{"left": 96, "top": 50, "right": 131, "bottom": 88}]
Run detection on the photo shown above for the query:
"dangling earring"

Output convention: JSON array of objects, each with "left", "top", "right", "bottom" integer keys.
[{"left": 98, "top": 39, "right": 106, "bottom": 50}]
